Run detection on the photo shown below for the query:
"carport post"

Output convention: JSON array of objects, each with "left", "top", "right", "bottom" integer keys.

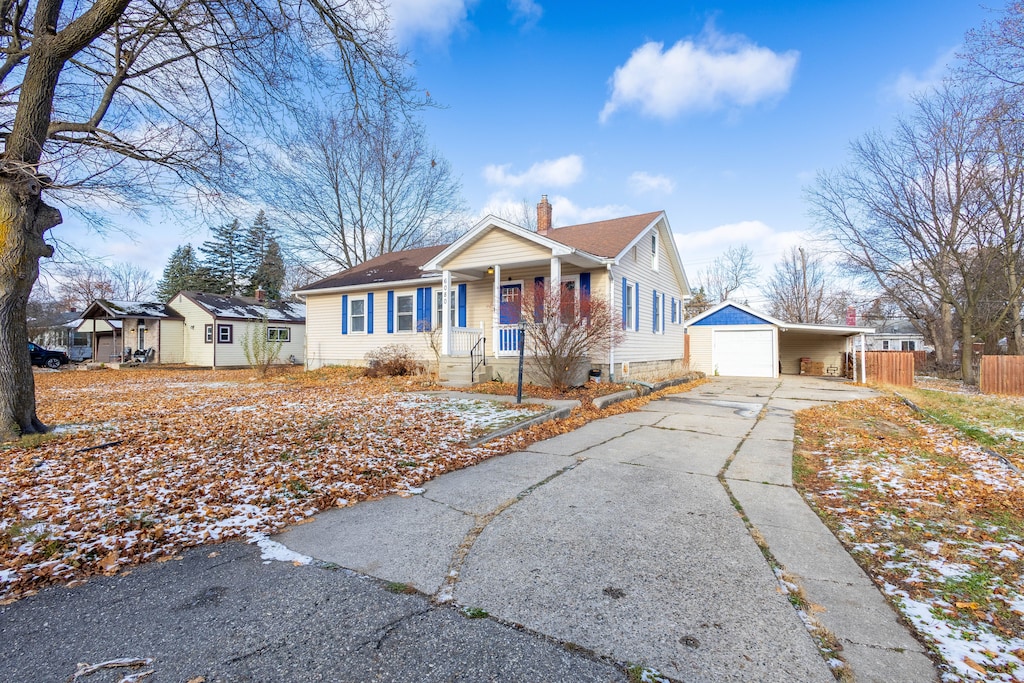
[{"left": 859, "top": 333, "right": 867, "bottom": 384}]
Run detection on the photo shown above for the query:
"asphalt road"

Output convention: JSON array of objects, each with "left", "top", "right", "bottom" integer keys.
[{"left": 0, "top": 542, "right": 625, "bottom": 682}]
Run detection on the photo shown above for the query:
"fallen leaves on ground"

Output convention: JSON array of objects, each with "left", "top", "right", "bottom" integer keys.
[
  {"left": 0, "top": 367, "right": 705, "bottom": 604},
  {"left": 795, "top": 394, "right": 1024, "bottom": 682}
]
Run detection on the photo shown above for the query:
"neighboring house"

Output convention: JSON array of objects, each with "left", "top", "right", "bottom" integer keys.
[
  {"left": 296, "top": 196, "right": 691, "bottom": 383},
  {"left": 167, "top": 291, "right": 306, "bottom": 368},
  {"left": 683, "top": 301, "right": 874, "bottom": 379},
  {"left": 864, "top": 319, "right": 928, "bottom": 352},
  {"left": 29, "top": 310, "right": 92, "bottom": 361},
  {"left": 78, "top": 292, "right": 306, "bottom": 368},
  {"left": 78, "top": 300, "right": 184, "bottom": 363}
]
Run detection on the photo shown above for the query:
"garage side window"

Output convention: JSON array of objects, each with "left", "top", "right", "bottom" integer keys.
[{"left": 204, "top": 324, "right": 213, "bottom": 343}]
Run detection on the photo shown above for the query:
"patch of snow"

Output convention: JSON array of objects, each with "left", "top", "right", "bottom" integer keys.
[{"left": 249, "top": 534, "right": 312, "bottom": 565}]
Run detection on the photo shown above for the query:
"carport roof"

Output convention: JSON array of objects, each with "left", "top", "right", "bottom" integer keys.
[{"left": 684, "top": 300, "right": 874, "bottom": 335}]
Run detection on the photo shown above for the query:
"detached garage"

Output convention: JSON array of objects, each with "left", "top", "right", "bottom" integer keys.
[{"left": 683, "top": 301, "right": 873, "bottom": 380}]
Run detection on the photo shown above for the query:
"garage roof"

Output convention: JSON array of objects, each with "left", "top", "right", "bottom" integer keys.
[{"left": 684, "top": 301, "right": 874, "bottom": 336}]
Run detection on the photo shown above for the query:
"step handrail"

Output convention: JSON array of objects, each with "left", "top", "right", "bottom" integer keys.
[{"left": 470, "top": 336, "right": 487, "bottom": 383}]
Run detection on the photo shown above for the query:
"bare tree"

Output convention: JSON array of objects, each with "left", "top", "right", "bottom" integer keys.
[
  {"left": 108, "top": 262, "right": 155, "bottom": 301},
  {"left": 492, "top": 198, "right": 538, "bottom": 230},
  {"left": 53, "top": 264, "right": 115, "bottom": 310},
  {"left": 269, "top": 95, "right": 464, "bottom": 276},
  {"left": 762, "top": 246, "right": 845, "bottom": 324},
  {"left": 808, "top": 82, "right": 1024, "bottom": 383},
  {"left": 698, "top": 244, "right": 760, "bottom": 303},
  {"left": 520, "top": 287, "right": 625, "bottom": 391},
  {"left": 0, "top": 0, "right": 411, "bottom": 437}
]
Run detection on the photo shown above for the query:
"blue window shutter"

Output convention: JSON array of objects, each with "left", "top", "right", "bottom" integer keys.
[
  {"left": 425, "top": 287, "right": 433, "bottom": 330},
  {"left": 367, "top": 292, "right": 374, "bottom": 334},
  {"left": 652, "top": 289, "right": 658, "bottom": 332},
  {"left": 458, "top": 284, "right": 467, "bottom": 327},
  {"left": 662, "top": 293, "right": 666, "bottom": 332},
  {"left": 341, "top": 295, "right": 349, "bottom": 335},
  {"left": 416, "top": 287, "right": 432, "bottom": 331},
  {"left": 621, "top": 277, "right": 627, "bottom": 329},
  {"left": 635, "top": 283, "right": 640, "bottom": 332},
  {"left": 387, "top": 291, "right": 394, "bottom": 334},
  {"left": 534, "top": 277, "right": 545, "bottom": 322}
]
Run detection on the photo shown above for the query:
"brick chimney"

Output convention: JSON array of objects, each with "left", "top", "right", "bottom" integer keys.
[
  {"left": 255, "top": 286, "right": 266, "bottom": 303},
  {"left": 537, "top": 194, "right": 552, "bottom": 235}
]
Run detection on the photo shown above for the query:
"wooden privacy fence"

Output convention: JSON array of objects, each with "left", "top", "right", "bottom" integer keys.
[
  {"left": 850, "top": 351, "right": 915, "bottom": 386},
  {"left": 980, "top": 355, "right": 1024, "bottom": 396}
]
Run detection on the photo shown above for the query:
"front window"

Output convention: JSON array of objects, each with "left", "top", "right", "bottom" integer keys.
[
  {"left": 396, "top": 294, "right": 414, "bottom": 332},
  {"left": 560, "top": 279, "right": 577, "bottom": 324},
  {"left": 217, "top": 324, "right": 233, "bottom": 343},
  {"left": 268, "top": 327, "right": 291, "bottom": 342},
  {"left": 350, "top": 298, "right": 365, "bottom": 333},
  {"left": 436, "top": 290, "right": 456, "bottom": 329}
]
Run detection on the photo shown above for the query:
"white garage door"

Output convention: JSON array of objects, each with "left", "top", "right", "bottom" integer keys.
[{"left": 713, "top": 329, "right": 775, "bottom": 377}]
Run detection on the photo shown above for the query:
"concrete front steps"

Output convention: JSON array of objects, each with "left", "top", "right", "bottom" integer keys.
[{"left": 440, "top": 357, "right": 531, "bottom": 387}]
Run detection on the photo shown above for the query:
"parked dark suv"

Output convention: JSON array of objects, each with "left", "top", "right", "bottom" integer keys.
[{"left": 28, "top": 342, "right": 70, "bottom": 369}]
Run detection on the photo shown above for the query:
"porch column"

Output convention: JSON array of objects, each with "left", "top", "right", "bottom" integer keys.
[
  {"left": 549, "top": 257, "right": 561, "bottom": 316},
  {"left": 859, "top": 332, "right": 867, "bottom": 384},
  {"left": 492, "top": 264, "right": 501, "bottom": 352},
  {"left": 441, "top": 269, "right": 452, "bottom": 356}
]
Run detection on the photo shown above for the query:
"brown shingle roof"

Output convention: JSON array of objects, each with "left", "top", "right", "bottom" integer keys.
[
  {"left": 545, "top": 211, "right": 663, "bottom": 258},
  {"left": 300, "top": 244, "right": 448, "bottom": 291}
]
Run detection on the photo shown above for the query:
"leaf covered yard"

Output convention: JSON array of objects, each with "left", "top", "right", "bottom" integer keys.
[
  {"left": 0, "top": 368, "right": 548, "bottom": 603},
  {"left": 795, "top": 391, "right": 1024, "bottom": 682}
]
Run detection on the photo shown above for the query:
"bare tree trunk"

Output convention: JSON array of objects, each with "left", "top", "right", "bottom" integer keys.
[
  {"left": 960, "top": 319, "right": 976, "bottom": 384},
  {"left": 0, "top": 173, "right": 60, "bottom": 439},
  {"left": 934, "top": 301, "right": 956, "bottom": 367}
]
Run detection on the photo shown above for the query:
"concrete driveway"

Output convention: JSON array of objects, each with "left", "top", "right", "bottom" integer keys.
[{"left": 277, "top": 376, "right": 936, "bottom": 682}]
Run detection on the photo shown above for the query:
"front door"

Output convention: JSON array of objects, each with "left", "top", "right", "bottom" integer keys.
[{"left": 497, "top": 283, "right": 522, "bottom": 354}]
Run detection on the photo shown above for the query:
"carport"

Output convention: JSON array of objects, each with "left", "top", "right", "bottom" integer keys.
[{"left": 683, "top": 301, "right": 873, "bottom": 380}]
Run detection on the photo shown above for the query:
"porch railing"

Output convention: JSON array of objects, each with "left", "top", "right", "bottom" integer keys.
[
  {"left": 495, "top": 324, "right": 521, "bottom": 356},
  {"left": 449, "top": 327, "right": 484, "bottom": 356},
  {"left": 470, "top": 336, "right": 487, "bottom": 383}
]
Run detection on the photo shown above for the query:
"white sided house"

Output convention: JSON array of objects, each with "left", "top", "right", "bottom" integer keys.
[
  {"left": 167, "top": 291, "right": 306, "bottom": 368},
  {"left": 297, "top": 197, "right": 692, "bottom": 384},
  {"left": 683, "top": 301, "right": 874, "bottom": 379}
]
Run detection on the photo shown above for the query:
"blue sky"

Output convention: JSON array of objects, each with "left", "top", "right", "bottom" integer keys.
[{"left": 53, "top": 0, "right": 993, "bottom": 297}]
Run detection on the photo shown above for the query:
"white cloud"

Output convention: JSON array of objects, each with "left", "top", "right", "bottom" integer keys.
[
  {"left": 600, "top": 27, "right": 799, "bottom": 122},
  {"left": 883, "top": 47, "right": 957, "bottom": 102},
  {"left": 508, "top": 0, "right": 542, "bottom": 28},
  {"left": 476, "top": 192, "right": 628, "bottom": 229},
  {"left": 629, "top": 171, "right": 675, "bottom": 195},
  {"left": 387, "top": 0, "right": 474, "bottom": 46},
  {"left": 483, "top": 154, "right": 584, "bottom": 189}
]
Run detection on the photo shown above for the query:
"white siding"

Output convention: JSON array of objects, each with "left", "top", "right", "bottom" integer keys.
[
  {"left": 169, "top": 294, "right": 215, "bottom": 367},
  {"left": 160, "top": 320, "right": 185, "bottom": 363},
  {"left": 447, "top": 229, "right": 551, "bottom": 270},
  {"left": 609, "top": 218, "right": 687, "bottom": 377},
  {"left": 778, "top": 332, "right": 848, "bottom": 375}
]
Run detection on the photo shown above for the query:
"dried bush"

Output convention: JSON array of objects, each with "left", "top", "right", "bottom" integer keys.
[{"left": 364, "top": 344, "right": 423, "bottom": 377}]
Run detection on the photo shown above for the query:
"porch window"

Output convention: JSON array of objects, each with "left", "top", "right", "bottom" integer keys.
[
  {"left": 217, "top": 324, "right": 233, "bottom": 343},
  {"left": 560, "top": 279, "right": 577, "bottom": 324},
  {"left": 396, "top": 294, "right": 414, "bottom": 332},
  {"left": 350, "top": 298, "right": 366, "bottom": 333},
  {"left": 436, "top": 290, "right": 456, "bottom": 328},
  {"left": 267, "top": 327, "right": 291, "bottom": 342},
  {"left": 205, "top": 324, "right": 213, "bottom": 343}
]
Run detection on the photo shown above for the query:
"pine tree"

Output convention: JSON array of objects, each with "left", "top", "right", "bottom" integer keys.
[
  {"left": 156, "top": 245, "right": 219, "bottom": 301},
  {"left": 200, "top": 218, "right": 245, "bottom": 295},
  {"left": 250, "top": 237, "right": 287, "bottom": 299}
]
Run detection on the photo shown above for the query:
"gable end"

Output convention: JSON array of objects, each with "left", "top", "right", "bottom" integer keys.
[{"left": 692, "top": 304, "right": 772, "bottom": 327}]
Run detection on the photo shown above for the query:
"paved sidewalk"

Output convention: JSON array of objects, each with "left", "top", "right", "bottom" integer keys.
[{"left": 277, "top": 376, "right": 934, "bottom": 681}]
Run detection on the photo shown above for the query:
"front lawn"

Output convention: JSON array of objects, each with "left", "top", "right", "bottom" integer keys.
[
  {"left": 795, "top": 388, "right": 1024, "bottom": 682},
  {"left": 0, "top": 368, "right": 544, "bottom": 603}
]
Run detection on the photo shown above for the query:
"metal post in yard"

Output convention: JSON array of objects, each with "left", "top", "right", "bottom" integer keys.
[{"left": 516, "top": 323, "right": 526, "bottom": 404}]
